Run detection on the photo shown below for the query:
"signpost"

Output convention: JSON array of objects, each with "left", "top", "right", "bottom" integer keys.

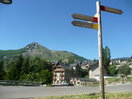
[
  {"left": 0, "top": 0, "right": 12, "bottom": 4},
  {"left": 71, "top": 1, "right": 123, "bottom": 99},
  {"left": 72, "top": 21, "right": 98, "bottom": 30},
  {"left": 100, "top": 5, "right": 123, "bottom": 14},
  {"left": 96, "top": 1, "right": 104, "bottom": 99},
  {"left": 72, "top": 13, "right": 98, "bottom": 22}
]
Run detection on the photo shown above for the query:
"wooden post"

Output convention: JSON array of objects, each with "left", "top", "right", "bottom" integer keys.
[{"left": 96, "top": 1, "right": 105, "bottom": 99}]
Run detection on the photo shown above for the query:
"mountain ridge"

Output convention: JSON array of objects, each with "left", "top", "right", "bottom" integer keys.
[{"left": 0, "top": 42, "right": 87, "bottom": 62}]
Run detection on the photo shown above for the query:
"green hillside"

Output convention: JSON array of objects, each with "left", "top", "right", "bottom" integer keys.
[
  {"left": 0, "top": 49, "right": 25, "bottom": 58},
  {"left": 0, "top": 42, "right": 86, "bottom": 62}
]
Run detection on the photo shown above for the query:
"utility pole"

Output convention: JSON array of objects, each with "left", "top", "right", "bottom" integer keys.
[{"left": 96, "top": 1, "right": 105, "bottom": 99}]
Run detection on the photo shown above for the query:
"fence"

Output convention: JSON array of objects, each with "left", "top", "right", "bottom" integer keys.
[{"left": 0, "top": 80, "right": 40, "bottom": 86}]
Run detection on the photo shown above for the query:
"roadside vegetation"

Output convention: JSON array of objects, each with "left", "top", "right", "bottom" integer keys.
[
  {"left": 105, "top": 77, "right": 132, "bottom": 85},
  {"left": 0, "top": 55, "right": 53, "bottom": 85},
  {"left": 32, "top": 92, "right": 132, "bottom": 99}
]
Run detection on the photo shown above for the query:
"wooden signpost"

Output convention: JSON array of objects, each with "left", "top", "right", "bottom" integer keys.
[
  {"left": 72, "top": 21, "right": 98, "bottom": 30},
  {"left": 71, "top": 1, "right": 123, "bottom": 99},
  {"left": 0, "top": 0, "right": 12, "bottom": 4},
  {"left": 72, "top": 13, "right": 98, "bottom": 22},
  {"left": 100, "top": 5, "right": 123, "bottom": 14}
]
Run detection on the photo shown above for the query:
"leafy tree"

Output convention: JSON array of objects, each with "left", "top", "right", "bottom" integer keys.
[
  {"left": 6, "top": 55, "right": 24, "bottom": 80},
  {"left": 80, "top": 69, "right": 88, "bottom": 78},
  {"left": 39, "top": 70, "right": 52, "bottom": 84},
  {"left": 103, "top": 46, "right": 111, "bottom": 74},
  {"left": 30, "top": 57, "right": 41, "bottom": 73},
  {"left": 0, "top": 60, "right": 5, "bottom": 80},
  {"left": 118, "top": 64, "right": 130, "bottom": 76},
  {"left": 68, "top": 57, "right": 75, "bottom": 64},
  {"left": 108, "top": 65, "right": 117, "bottom": 76},
  {"left": 21, "top": 57, "right": 30, "bottom": 75},
  {"left": 4, "top": 55, "right": 53, "bottom": 84}
]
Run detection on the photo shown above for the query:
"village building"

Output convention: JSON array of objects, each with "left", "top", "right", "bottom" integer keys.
[
  {"left": 52, "top": 63, "right": 71, "bottom": 85},
  {"left": 88, "top": 62, "right": 107, "bottom": 80},
  {"left": 52, "top": 61, "right": 107, "bottom": 85},
  {"left": 52, "top": 62, "right": 81, "bottom": 85}
]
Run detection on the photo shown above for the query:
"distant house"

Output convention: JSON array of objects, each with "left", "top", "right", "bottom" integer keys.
[
  {"left": 89, "top": 62, "right": 107, "bottom": 80},
  {"left": 52, "top": 63, "right": 71, "bottom": 85},
  {"left": 52, "top": 62, "right": 81, "bottom": 85},
  {"left": 52, "top": 61, "right": 107, "bottom": 85},
  {"left": 70, "top": 63, "right": 81, "bottom": 78},
  {"left": 81, "top": 63, "right": 89, "bottom": 69}
]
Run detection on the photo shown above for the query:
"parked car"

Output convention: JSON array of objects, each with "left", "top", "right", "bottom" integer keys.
[{"left": 62, "top": 82, "right": 69, "bottom": 86}]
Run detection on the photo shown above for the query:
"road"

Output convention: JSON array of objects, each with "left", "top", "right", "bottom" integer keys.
[{"left": 0, "top": 84, "right": 132, "bottom": 99}]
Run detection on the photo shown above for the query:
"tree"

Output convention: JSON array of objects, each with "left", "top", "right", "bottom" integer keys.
[
  {"left": 107, "top": 65, "right": 117, "bottom": 76},
  {"left": 6, "top": 55, "right": 24, "bottom": 80},
  {"left": 4, "top": 55, "right": 53, "bottom": 84},
  {"left": 103, "top": 46, "right": 111, "bottom": 74},
  {"left": 80, "top": 68, "right": 88, "bottom": 78},
  {"left": 39, "top": 70, "right": 52, "bottom": 84},
  {"left": 0, "top": 60, "right": 5, "bottom": 80},
  {"left": 21, "top": 57, "right": 30, "bottom": 75},
  {"left": 118, "top": 64, "right": 130, "bottom": 76},
  {"left": 68, "top": 57, "right": 75, "bottom": 64}
]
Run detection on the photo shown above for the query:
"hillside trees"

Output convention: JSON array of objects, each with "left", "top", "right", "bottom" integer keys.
[
  {"left": 118, "top": 64, "right": 131, "bottom": 76},
  {"left": 6, "top": 55, "right": 24, "bottom": 80},
  {"left": 107, "top": 65, "right": 117, "bottom": 76},
  {"left": 0, "top": 60, "right": 5, "bottom": 80},
  {"left": 4, "top": 55, "right": 53, "bottom": 84}
]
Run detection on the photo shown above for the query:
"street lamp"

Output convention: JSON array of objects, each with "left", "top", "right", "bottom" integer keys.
[{"left": 0, "top": 0, "right": 12, "bottom": 4}]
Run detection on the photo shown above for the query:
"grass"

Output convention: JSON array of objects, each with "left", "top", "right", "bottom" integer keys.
[
  {"left": 32, "top": 92, "right": 132, "bottom": 99},
  {"left": 105, "top": 77, "right": 132, "bottom": 84},
  {"left": 105, "top": 78, "right": 120, "bottom": 84}
]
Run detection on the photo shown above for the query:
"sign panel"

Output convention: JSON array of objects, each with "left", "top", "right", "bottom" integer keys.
[
  {"left": 100, "top": 5, "right": 123, "bottom": 14},
  {"left": 72, "top": 13, "right": 98, "bottom": 22},
  {"left": 0, "top": 0, "right": 12, "bottom": 4},
  {"left": 72, "top": 20, "right": 98, "bottom": 30}
]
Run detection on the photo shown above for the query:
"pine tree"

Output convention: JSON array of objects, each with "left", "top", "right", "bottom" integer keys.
[
  {"left": 7, "top": 55, "right": 24, "bottom": 80},
  {"left": 0, "top": 60, "right": 5, "bottom": 80},
  {"left": 103, "top": 46, "right": 111, "bottom": 74}
]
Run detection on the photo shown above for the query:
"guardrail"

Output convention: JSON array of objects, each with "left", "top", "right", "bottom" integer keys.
[{"left": 0, "top": 80, "right": 40, "bottom": 86}]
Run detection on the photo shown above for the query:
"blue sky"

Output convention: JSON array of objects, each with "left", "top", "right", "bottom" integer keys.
[{"left": 0, "top": 0, "right": 132, "bottom": 59}]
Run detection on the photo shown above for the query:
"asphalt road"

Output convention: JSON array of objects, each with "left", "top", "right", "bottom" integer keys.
[{"left": 0, "top": 84, "right": 132, "bottom": 99}]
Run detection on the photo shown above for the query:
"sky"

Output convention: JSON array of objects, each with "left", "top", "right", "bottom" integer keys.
[{"left": 0, "top": 0, "right": 132, "bottom": 60}]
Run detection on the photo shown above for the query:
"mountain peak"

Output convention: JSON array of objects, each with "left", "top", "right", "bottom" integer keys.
[
  {"left": 31, "top": 42, "right": 38, "bottom": 45},
  {"left": 24, "top": 42, "right": 40, "bottom": 50},
  {"left": 0, "top": 42, "right": 87, "bottom": 62}
]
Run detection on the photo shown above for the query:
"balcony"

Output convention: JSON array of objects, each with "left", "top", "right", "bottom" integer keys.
[
  {"left": 53, "top": 74, "right": 57, "bottom": 76},
  {"left": 60, "top": 73, "right": 64, "bottom": 77},
  {"left": 53, "top": 78, "right": 56, "bottom": 81},
  {"left": 60, "top": 78, "right": 64, "bottom": 81}
]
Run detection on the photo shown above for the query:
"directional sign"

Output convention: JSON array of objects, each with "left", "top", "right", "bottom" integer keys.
[
  {"left": 72, "top": 13, "right": 98, "bottom": 22},
  {"left": 0, "top": 0, "right": 12, "bottom": 4},
  {"left": 100, "top": 5, "right": 123, "bottom": 14},
  {"left": 72, "top": 20, "right": 98, "bottom": 30}
]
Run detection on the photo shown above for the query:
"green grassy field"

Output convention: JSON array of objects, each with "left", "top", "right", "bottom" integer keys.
[{"left": 33, "top": 92, "right": 132, "bottom": 99}]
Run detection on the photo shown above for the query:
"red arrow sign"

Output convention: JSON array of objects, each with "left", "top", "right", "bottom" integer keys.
[
  {"left": 72, "top": 13, "right": 98, "bottom": 22},
  {"left": 100, "top": 5, "right": 123, "bottom": 14}
]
